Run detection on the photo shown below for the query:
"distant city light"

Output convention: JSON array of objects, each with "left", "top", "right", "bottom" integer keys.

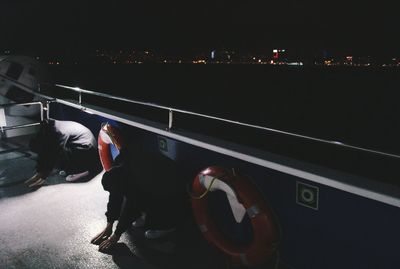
[
  {"left": 36, "top": 48, "right": 400, "bottom": 67},
  {"left": 287, "top": 62, "right": 303, "bottom": 66}
]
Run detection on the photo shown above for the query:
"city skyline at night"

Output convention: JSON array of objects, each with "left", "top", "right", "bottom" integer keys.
[{"left": 4, "top": 47, "right": 398, "bottom": 67}]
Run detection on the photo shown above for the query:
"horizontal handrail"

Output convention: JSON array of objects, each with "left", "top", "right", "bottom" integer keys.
[
  {"left": 0, "top": 101, "right": 44, "bottom": 122},
  {"left": 0, "top": 122, "right": 41, "bottom": 132},
  {"left": 0, "top": 101, "right": 44, "bottom": 109},
  {"left": 1, "top": 75, "right": 399, "bottom": 160},
  {"left": 51, "top": 83, "right": 400, "bottom": 160}
]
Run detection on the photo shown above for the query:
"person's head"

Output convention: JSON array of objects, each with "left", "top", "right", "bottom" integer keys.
[
  {"left": 101, "top": 168, "right": 125, "bottom": 194},
  {"left": 29, "top": 119, "right": 55, "bottom": 152}
]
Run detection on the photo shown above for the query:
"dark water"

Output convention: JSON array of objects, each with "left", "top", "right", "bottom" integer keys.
[{"left": 48, "top": 64, "right": 400, "bottom": 154}]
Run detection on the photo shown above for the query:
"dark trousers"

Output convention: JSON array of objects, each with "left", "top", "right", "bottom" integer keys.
[
  {"left": 36, "top": 146, "right": 101, "bottom": 177},
  {"left": 105, "top": 164, "right": 190, "bottom": 230},
  {"left": 60, "top": 147, "right": 101, "bottom": 175}
]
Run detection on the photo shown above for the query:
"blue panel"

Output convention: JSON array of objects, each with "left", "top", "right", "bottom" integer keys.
[
  {"left": 109, "top": 144, "right": 119, "bottom": 160},
  {"left": 178, "top": 141, "right": 400, "bottom": 269}
]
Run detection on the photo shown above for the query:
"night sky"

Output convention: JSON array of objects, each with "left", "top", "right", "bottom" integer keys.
[{"left": 1, "top": 1, "right": 398, "bottom": 55}]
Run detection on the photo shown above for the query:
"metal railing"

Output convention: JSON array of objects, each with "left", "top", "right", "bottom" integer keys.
[
  {"left": 1, "top": 71, "right": 400, "bottom": 160},
  {"left": 0, "top": 102, "right": 44, "bottom": 132},
  {"left": 52, "top": 83, "right": 400, "bottom": 160}
]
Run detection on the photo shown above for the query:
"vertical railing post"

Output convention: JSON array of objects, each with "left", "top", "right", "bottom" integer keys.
[
  {"left": 78, "top": 91, "right": 82, "bottom": 105},
  {"left": 46, "top": 101, "right": 50, "bottom": 120},
  {"left": 168, "top": 109, "right": 173, "bottom": 131},
  {"left": 39, "top": 102, "right": 44, "bottom": 121}
]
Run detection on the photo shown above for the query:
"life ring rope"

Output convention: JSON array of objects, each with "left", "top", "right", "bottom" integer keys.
[{"left": 187, "top": 175, "right": 218, "bottom": 200}]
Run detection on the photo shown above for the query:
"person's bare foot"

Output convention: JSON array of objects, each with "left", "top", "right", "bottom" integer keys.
[{"left": 28, "top": 178, "right": 45, "bottom": 188}]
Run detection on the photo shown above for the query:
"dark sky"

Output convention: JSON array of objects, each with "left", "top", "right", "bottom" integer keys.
[{"left": 1, "top": 0, "right": 398, "bottom": 55}]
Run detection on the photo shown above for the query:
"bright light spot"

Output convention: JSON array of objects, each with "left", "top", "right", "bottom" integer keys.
[{"left": 287, "top": 62, "right": 303, "bottom": 66}]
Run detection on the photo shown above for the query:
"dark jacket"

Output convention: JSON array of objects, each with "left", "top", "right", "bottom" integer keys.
[
  {"left": 102, "top": 150, "right": 143, "bottom": 236},
  {"left": 102, "top": 145, "right": 189, "bottom": 236}
]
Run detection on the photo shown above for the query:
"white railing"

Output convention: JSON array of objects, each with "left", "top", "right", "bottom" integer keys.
[
  {"left": 0, "top": 102, "right": 44, "bottom": 132},
  {"left": 1, "top": 72, "right": 400, "bottom": 160},
  {"left": 53, "top": 83, "right": 400, "bottom": 160}
]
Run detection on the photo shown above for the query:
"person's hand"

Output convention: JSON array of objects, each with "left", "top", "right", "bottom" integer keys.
[
  {"left": 90, "top": 223, "right": 113, "bottom": 245},
  {"left": 98, "top": 233, "right": 120, "bottom": 251},
  {"left": 24, "top": 172, "right": 41, "bottom": 185}
]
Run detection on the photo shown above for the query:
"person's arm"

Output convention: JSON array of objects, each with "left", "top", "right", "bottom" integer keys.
[
  {"left": 105, "top": 192, "right": 124, "bottom": 223},
  {"left": 91, "top": 192, "right": 123, "bottom": 245},
  {"left": 98, "top": 197, "right": 142, "bottom": 251},
  {"left": 114, "top": 198, "right": 141, "bottom": 237},
  {"left": 99, "top": 199, "right": 141, "bottom": 251}
]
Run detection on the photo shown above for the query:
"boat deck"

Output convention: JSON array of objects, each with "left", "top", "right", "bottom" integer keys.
[{"left": 0, "top": 136, "right": 237, "bottom": 269}]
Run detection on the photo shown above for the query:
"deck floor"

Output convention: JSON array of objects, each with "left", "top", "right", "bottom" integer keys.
[{"left": 0, "top": 137, "right": 227, "bottom": 269}]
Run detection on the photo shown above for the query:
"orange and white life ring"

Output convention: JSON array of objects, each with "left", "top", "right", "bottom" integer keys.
[
  {"left": 191, "top": 166, "right": 279, "bottom": 267},
  {"left": 98, "top": 123, "right": 123, "bottom": 171}
]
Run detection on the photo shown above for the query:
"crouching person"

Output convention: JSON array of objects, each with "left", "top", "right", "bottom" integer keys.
[
  {"left": 90, "top": 153, "right": 144, "bottom": 251},
  {"left": 25, "top": 119, "right": 102, "bottom": 187},
  {"left": 91, "top": 127, "right": 189, "bottom": 251}
]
